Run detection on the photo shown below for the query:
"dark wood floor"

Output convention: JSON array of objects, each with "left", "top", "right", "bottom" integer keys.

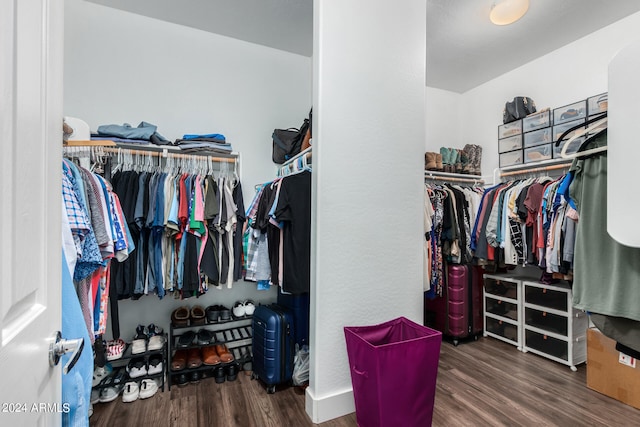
[{"left": 90, "top": 337, "right": 640, "bottom": 426}]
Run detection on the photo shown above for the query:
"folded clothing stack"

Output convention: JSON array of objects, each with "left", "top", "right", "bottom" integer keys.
[
  {"left": 173, "top": 133, "right": 233, "bottom": 154},
  {"left": 93, "top": 121, "right": 170, "bottom": 146}
]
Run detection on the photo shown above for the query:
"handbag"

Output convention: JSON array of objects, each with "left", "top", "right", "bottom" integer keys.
[
  {"left": 503, "top": 96, "right": 536, "bottom": 124},
  {"left": 272, "top": 116, "right": 310, "bottom": 164}
]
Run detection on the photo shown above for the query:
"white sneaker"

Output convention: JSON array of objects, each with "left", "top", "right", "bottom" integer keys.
[
  {"left": 148, "top": 334, "right": 165, "bottom": 351},
  {"left": 138, "top": 379, "right": 159, "bottom": 400},
  {"left": 127, "top": 358, "right": 148, "bottom": 379},
  {"left": 122, "top": 381, "right": 139, "bottom": 403},
  {"left": 147, "top": 356, "right": 163, "bottom": 375},
  {"left": 92, "top": 364, "right": 112, "bottom": 387},
  {"left": 90, "top": 389, "right": 100, "bottom": 405},
  {"left": 98, "top": 384, "right": 123, "bottom": 403}
]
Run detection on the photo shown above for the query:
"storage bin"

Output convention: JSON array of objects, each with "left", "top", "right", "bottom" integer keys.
[
  {"left": 499, "top": 135, "right": 523, "bottom": 153},
  {"left": 523, "top": 109, "right": 551, "bottom": 132},
  {"left": 553, "top": 119, "right": 585, "bottom": 142},
  {"left": 588, "top": 92, "right": 608, "bottom": 116},
  {"left": 524, "top": 285, "right": 568, "bottom": 311},
  {"left": 484, "top": 276, "right": 519, "bottom": 300},
  {"left": 553, "top": 100, "right": 587, "bottom": 125},
  {"left": 524, "top": 127, "right": 552, "bottom": 148},
  {"left": 525, "top": 329, "right": 568, "bottom": 361},
  {"left": 486, "top": 297, "right": 519, "bottom": 321},
  {"left": 525, "top": 307, "right": 568, "bottom": 335},
  {"left": 553, "top": 136, "right": 584, "bottom": 158},
  {"left": 344, "top": 317, "right": 442, "bottom": 427},
  {"left": 498, "top": 120, "right": 522, "bottom": 139},
  {"left": 499, "top": 150, "right": 523, "bottom": 167},
  {"left": 524, "top": 144, "right": 552, "bottom": 163},
  {"left": 486, "top": 317, "right": 518, "bottom": 343}
]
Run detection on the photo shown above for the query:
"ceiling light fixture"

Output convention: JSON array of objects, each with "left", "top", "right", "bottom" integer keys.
[{"left": 490, "top": 0, "right": 530, "bottom": 26}]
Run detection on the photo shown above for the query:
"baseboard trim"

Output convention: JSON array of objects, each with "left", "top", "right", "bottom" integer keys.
[{"left": 305, "top": 386, "right": 355, "bottom": 423}]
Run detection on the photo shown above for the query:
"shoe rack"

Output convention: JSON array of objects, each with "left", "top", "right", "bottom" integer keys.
[
  {"left": 93, "top": 333, "right": 168, "bottom": 398},
  {"left": 168, "top": 316, "right": 253, "bottom": 390}
]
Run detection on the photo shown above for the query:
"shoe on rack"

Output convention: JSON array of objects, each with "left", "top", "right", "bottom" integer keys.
[
  {"left": 172, "top": 306, "right": 190, "bottom": 327},
  {"left": 147, "top": 354, "right": 163, "bottom": 376},
  {"left": 206, "top": 305, "right": 221, "bottom": 322},
  {"left": 171, "top": 349, "right": 188, "bottom": 371},
  {"left": 90, "top": 389, "right": 100, "bottom": 405},
  {"left": 232, "top": 301, "right": 246, "bottom": 318},
  {"left": 176, "top": 373, "right": 189, "bottom": 387},
  {"left": 213, "top": 366, "right": 226, "bottom": 384},
  {"left": 190, "top": 371, "right": 201, "bottom": 384},
  {"left": 138, "top": 379, "right": 160, "bottom": 399},
  {"left": 187, "top": 348, "right": 203, "bottom": 369},
  {"left": 131, "top": 325, "right": 148, "bottom": 354},
  {"left": 92, "top": 363, "right": 113, "bottom": 387},
  {"left": 122, "top": 381, "right": 139, "bottom": 403},
  {"left": 106, "top": 339, "right": 126, "bottom": 361},
  {"left": 202, "top": 345, "right": 221, "bottom": 366},
  {"left": 127, "top": 357, "right": 148, "bottom": 379},
  {"left": 177, "top": 330, "right": 196, "bottom": 348},
  {"left": 196, "top": 329, "right": 213, "bottom": 346},
  {"left": 226, "top": 363, "right": 239, "bottom": 382},
  {"left": 215, "top": 344, "right": 234, "bottom": 363},
  {"left": 243, "top": 300, "right": 255, "bottom": 316},
  {"left": 98, "top": 383, "right": 124, "bottom": 403},
  {"left": 190, "top": 305, "right": 206, "bottom": 325},
  {"left": 148, "top": 325, "right": 165, "bottom": 351},
  {"left": 219, "top": 305, "right": 231, "bottom": 321}
]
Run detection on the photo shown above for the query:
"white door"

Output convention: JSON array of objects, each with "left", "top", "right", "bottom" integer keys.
[{"left": 0, "top": 0, "right": 65, "bottom": 425}]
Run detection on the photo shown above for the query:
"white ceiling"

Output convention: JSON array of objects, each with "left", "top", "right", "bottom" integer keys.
[{"left": 86, "top": 0, "right": 640, "bottom": 93}]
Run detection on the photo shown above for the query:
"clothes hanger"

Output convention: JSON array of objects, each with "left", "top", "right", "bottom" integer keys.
[{"left": 555, "top": 112, "right": 608, "bottom": 159}]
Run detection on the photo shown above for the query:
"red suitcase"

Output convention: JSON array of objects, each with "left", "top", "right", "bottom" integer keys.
[{"left": 424, "top": 263, "right": 483, "bottom": 346}]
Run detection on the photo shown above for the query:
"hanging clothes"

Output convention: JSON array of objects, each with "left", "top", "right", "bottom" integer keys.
[{"left": 570, "top": 130, "right": 640, "bottom": 321}]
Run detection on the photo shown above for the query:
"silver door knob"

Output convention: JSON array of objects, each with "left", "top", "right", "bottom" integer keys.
[{"left": 49, "top": 331, "right": 84, "bottom": 374}]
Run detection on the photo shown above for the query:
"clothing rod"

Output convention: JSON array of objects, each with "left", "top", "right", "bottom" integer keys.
[
  {"left": 282, "top": 146, "right": 312, "bottom": 168},
  {"left": 499, "top": 162, "right": 571, "bottom": 178},
  {"left": 101, "top": 147, "right": 237, "bottom": 163},
  {"left": 424, "top": 171, "right": 484, "bottom": 184}
]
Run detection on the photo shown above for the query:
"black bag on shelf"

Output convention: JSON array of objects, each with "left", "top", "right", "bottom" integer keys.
[
  {"left": 503, "top": 96, "right": 537, "bottom": 124},
  {"left": 272, "top": 117, "right": 310, "bottom": 164}
]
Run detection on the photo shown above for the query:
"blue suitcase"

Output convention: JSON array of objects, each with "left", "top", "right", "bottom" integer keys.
[
  {"left": 252, "top": 304, "right": 295, "bottom": 393},
  {"left": 277, "top": 291, "right": 310, "bottom": 346}
]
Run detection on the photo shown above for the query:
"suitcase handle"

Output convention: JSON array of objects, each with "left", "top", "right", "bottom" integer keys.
[{"left": 352, "top": 365, "right": 368, "bottom": 378}]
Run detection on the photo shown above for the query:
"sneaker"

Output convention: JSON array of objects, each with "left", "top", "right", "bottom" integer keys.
[
  {"left": 147, "top": 355, "right": 163, "bottom": 376},
  {"left": 138, "top": 379, "right": 159, "bottom": 399},
  {"left": 92, "top": 364, "right": 113, "bottom": 387},
  {"left": 106, "top": 339, "right": 126, "bottom": 361},
  {"left": 147, "top": 323, "right": 165, "bottom": 350},
  {"left": 90, "top": 389, "right": 100, "bottom": 405},
  {"left": 232, "top": 301, "right": 246, "bottom": 317},
  {"left": 131, "top": 325, "right": 148, "bottom": 354},
  {"left": 127, "top": 357, "right": 148, "bottom": 379},
  {"left": 122, "top": 381, "right": 139, "bottom": 403},
  {"left": 98, "top": 384, "right": 124, "bottom": 403},
  {"left": 243, "top": 300, "right": 255, "bottom": 316}
]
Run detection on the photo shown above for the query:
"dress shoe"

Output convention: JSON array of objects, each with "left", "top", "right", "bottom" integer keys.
[
  {"left": 206, "top": 305, "right": 221, "bottom": 322},
  {"left": 219, "top": 305, "right": 231, "bottom": 321},
  {"left": 187, "top": 348, "right": 203, "bottom": 369},
  {"left": 196, "top": 329, "right": 213, "bottom": 345},
  {"left": 176, "top": 373, "right": 189, "bottom": 387},
  {"left": 177, "top": 330, "right": 196, "bottom": 348},
  {"left": 171, "top": 349, "right": 188, "bottom": 371},
  {"left": 202, "top": 346, "right": 221, "bottom": 366},
  {"left": 215, "top": 344, "right": 234, "bottom": 363},
  {"left": 213, "top": 366, "right": 226, "bottom": 384},
  {"left": 190, "top": 371, "right": 201, "bottom": 384},
  {"left": 191, "top": 305, "right": 206, "bottom": 325},
  {"left": 171, "top": 306, "right": 190, "bottom": 327},
  {"left": 226, "top": 363, "right": 239, "bottom": 382}
]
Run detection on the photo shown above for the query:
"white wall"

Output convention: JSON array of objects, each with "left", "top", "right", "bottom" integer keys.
[
  {"left": 63, "top": 0, "right": 312, "bottom": 338},
  {"left": 307, "top": 0, "right": 426, "bottom": 423},
  {"left": 425, "top": 86, "right": 462, "bottom": 152},
  {"left": 460, "top": 11, "right": 640, "bottom": 178}
]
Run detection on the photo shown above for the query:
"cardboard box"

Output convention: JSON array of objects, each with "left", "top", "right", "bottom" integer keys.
[{"left": 587, "top": 328, "right": 640, "bottom": 409}]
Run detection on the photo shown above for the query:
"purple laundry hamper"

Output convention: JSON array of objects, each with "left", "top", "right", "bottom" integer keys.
[{"left": 344, "top": 316, "right": 442, "bottom": 427}]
